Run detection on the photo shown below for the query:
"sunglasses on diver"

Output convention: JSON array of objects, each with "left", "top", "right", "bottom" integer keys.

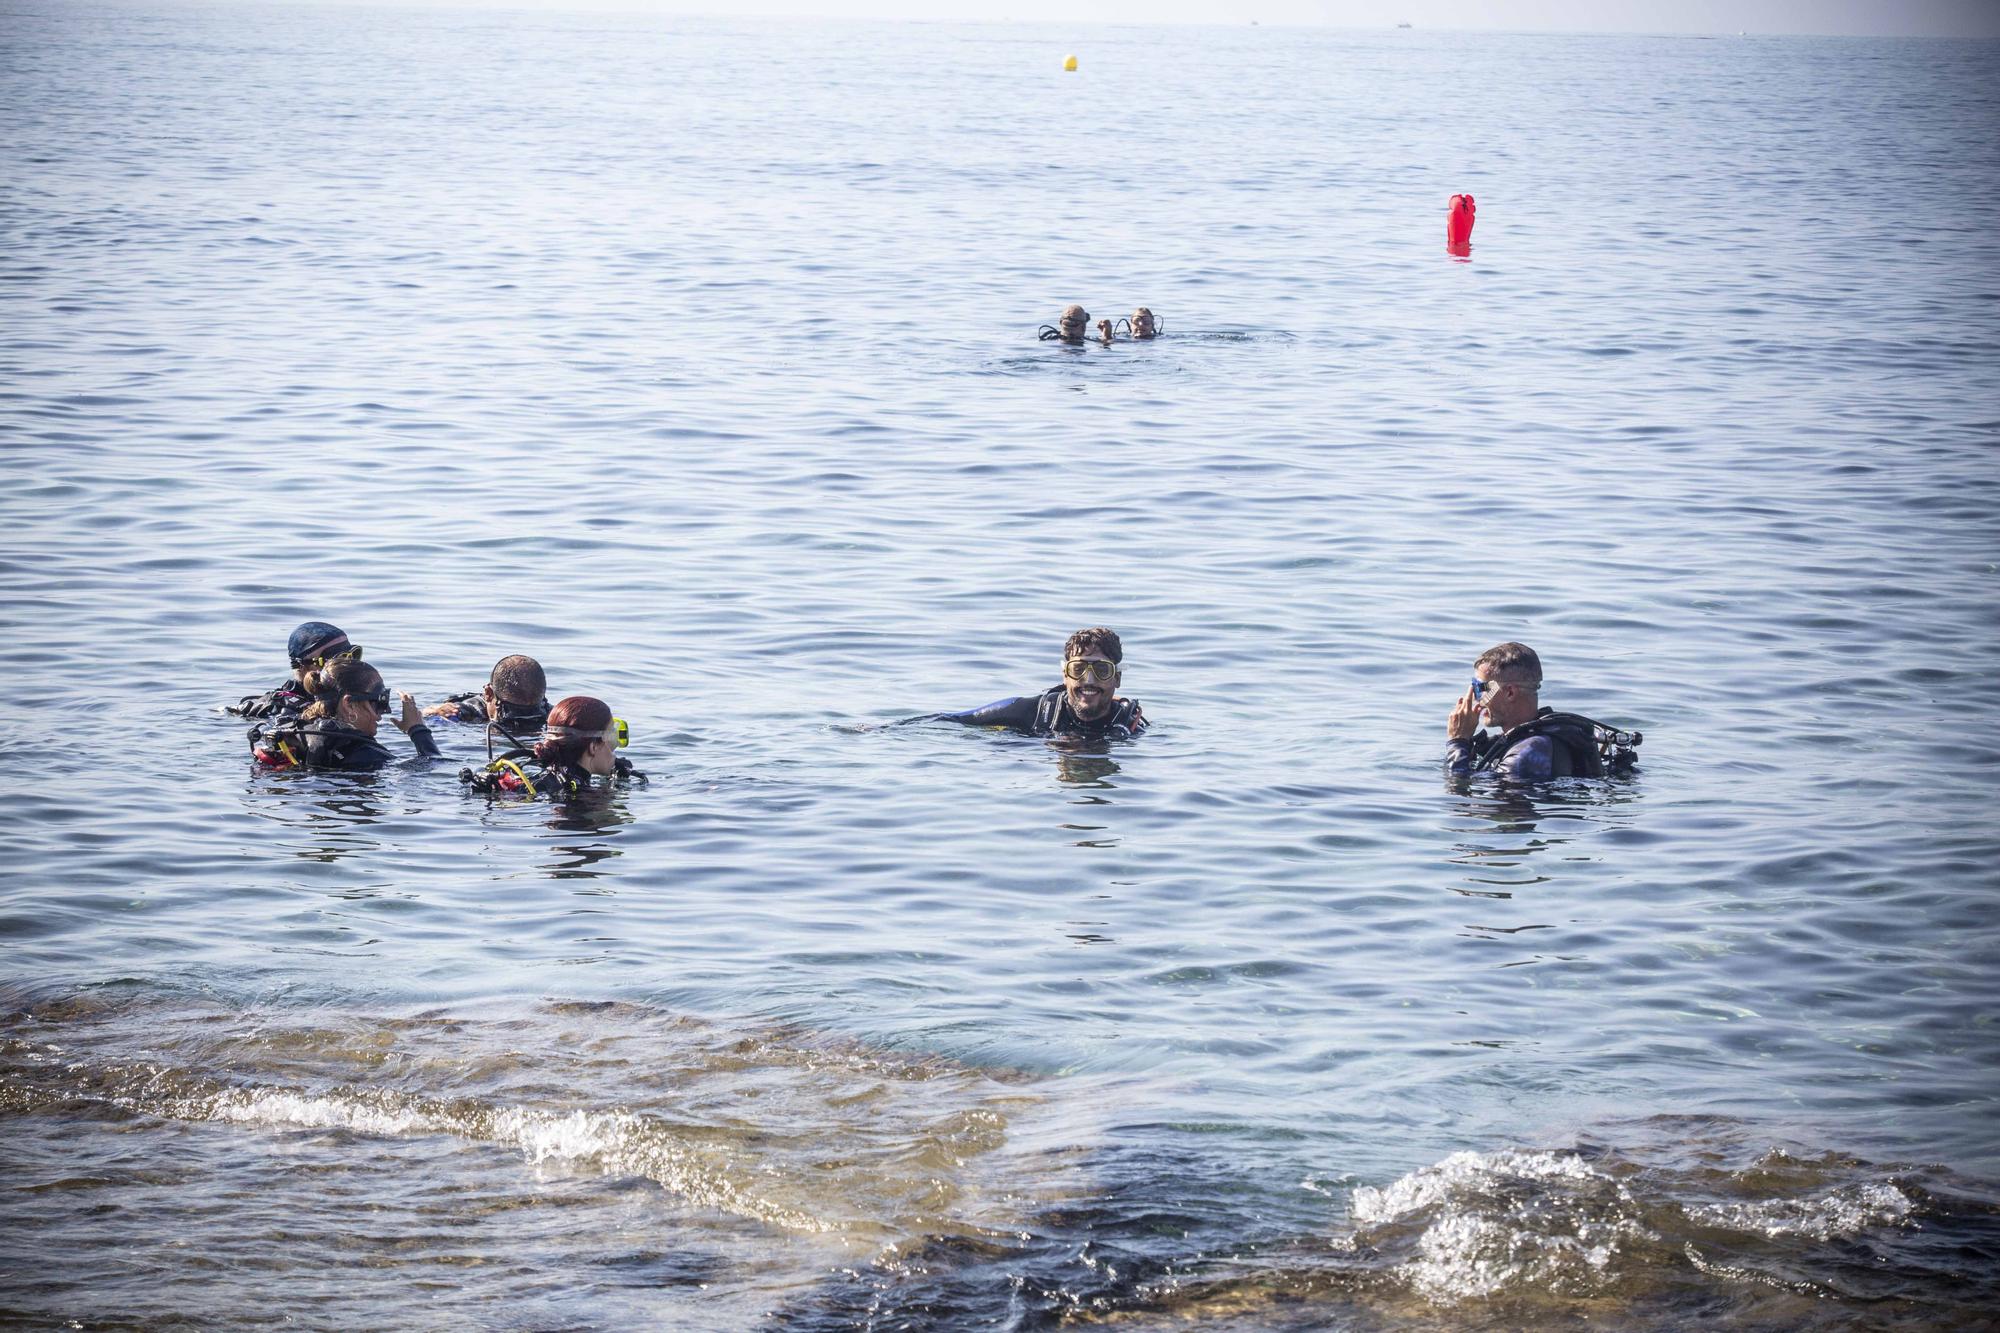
[
  {"left": 306, "top": 644, "right": 362, "bottom": 668},
  {"left": 1064, "top": 658, "right": 1117, "bottom": 684}
]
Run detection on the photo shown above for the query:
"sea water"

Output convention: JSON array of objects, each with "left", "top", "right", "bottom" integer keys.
[{"left": 2, "top": 4, "right": 1998, "bottom": 1326}]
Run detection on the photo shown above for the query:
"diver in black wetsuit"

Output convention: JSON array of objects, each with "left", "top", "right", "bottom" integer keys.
[
  {"left": 424, "top": 653, "right": 551, "bottom": 737},
  {"left": 249, "top": 659, "right": 442, "bottom": 772},
  {"left": 1445, "top": 641, "right": 1639, "bottom": 781},
  {"left": 227, "top": 620, "right": 357, "bottom": 719},
  {"left": 935, "top": 626, "right": 1148, "bottom": 740},
  {"left": 460, "top": 695, "right": 644, "bottom": 798}
]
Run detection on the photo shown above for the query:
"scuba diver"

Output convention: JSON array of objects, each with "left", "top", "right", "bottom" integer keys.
[
  {"left": 424, "top": 654, "right": 551, "bottom": 734},
  {"left": 460, "top": 695, "right": 645, "bottom": 798},
  {"left": 226, "top": 621, "right": 357, "bottom": 719},
  {"left": 933, "top": 627, "right": 1148, "bottom": 740},
  {"left": 1127, "top": 307, "right": 1159, "bottom": 339},
  {"left": 1446, "top": 641, "right": 1640, "bottom": 780},
  {"left": 1039, "top": 304, "right": 1092, "bottom": 343},
  {"left": 249, "top": 658, "right": 443, "bottom": 771}
]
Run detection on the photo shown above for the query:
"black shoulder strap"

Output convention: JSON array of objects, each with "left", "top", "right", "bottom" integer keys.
[{"left": 1034, "top": 686, "right": 1065, "bottom": 734}]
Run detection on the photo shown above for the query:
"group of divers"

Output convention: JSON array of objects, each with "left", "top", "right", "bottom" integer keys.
[
  {"left": 1039, "top": 305, "right": 1160, "bottom": 343},
  {"left": 231, "top": 622, "right": 1641, "bottom": 801}
]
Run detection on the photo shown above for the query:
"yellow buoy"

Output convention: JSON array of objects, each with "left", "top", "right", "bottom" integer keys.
[{"left": 1063, "top": 54, "right": 1078, "bottom": 72}]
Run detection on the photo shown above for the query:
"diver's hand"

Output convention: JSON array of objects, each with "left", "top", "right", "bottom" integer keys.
[
  {"left": 422, "top": 700, "right": 460, "bottom": 719},
  {"left": 394, "top": 691, "right": 423, "bottom": 734},
  {"left": 1448, "top": 688, "right": 1482, "bottom": 742}
]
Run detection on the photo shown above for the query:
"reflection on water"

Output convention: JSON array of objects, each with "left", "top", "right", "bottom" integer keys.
[
  {"left": 1053, "top": 751, "right": 1121, "bottom": 788},
  {"left": 1444, "top": 778, "right": 1644, "bottom": 876},
  {"left": 541, "top": 799, "right": 633, "bottom": 879},
  {"left": 247, "top": 774, "right": 390, "bottom": 864}
]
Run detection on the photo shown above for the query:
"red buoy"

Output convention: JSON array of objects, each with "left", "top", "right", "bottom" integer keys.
[{"left": 1446, "top": 194, "right": 1476, "bottom": 254}]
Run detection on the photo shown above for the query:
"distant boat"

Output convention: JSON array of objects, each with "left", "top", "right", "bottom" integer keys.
[{"left": 1397, "top": 22, "right": 1412, "bottom": 29}]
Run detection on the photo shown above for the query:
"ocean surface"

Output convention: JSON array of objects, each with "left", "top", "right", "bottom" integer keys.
[{"left": 3, "top": 3, "right": 1998, "bottom": 1327}]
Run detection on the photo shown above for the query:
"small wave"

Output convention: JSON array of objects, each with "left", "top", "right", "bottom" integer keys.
[
  {"left": 1349, "top": 1149, "right": 1653, "bottom": 1303},
  {"left": 1341, "top": 1143, "right": 1936, "bottom": 1311},
  {"left": 0, "top": 997, "right": 1056, "bottom": 1253},
  {"left": 1689, "top": 1180, "right": 1914, "bottom": 1241},
  {"left": 83, "top": 1067, "right": 834, "bottom": 1232}
]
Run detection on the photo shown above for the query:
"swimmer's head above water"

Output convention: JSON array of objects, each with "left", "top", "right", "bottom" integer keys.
[
  {"left": 1056, "top": 304, "right": 1089, "bottom": 342},
  {"left": 1062, "top": 626, "right": 1124, "bottom": 723},
  {"left": 1130, "top": 307, "right": 1158, "bottom": 339},
  {"left": 485, "top": 654, "right": 548, "bottom": 726}
]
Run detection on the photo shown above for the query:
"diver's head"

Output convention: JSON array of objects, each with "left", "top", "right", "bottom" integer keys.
[
  {"left": 536, "top": 695, "right": 623, "bottom": 777},
  {"left": 1472, "top": 641, "right": 1542, "bottom": 731},
  {"left": 1057, "top": 305, "right": 1090, "bottom": 343},
  {"left": 303, "top": 658, "right": 390, "bottom": 737},
  {"left": 287, "top": 621, "right": 355, "bottom": 675},
  {"left": 484, "top": 654, "right": 549, "bottom": 728},
  {"left": 1062, "top": 626, "right": 1123, "bottom": 723},
  {"left": 1130, "top": 307, "right": 1157, "bottom": 339}
]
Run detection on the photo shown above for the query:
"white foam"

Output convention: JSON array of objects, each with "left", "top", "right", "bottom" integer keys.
[
  {"left": 1690, "top": 1181, "right": 1913, "bottom": 1240},
  {"left": 121, "top": 1077, "right": 832, "bottom": 1233},
  {"left": 208, "top": 1088, "right": 435, "bottom": 1138},
  {"left": 1350, "top": 1149, "right": 1608, "bottom": 1224},
  {"left": 1349, "top": 1149, "right": 1651, "bottom": 1305},
  {"left": 1399, "top": 1210, "right": 1649, "bottom": 1303}
]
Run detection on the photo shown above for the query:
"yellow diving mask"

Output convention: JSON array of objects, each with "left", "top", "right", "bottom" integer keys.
[{"left": 544, "top": 718, "right": 629, "bottom": 748}]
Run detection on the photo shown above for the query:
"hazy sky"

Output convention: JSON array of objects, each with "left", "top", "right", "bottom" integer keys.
[{"left": 318, "top": 0, "right": 2000, "bottom": 38}]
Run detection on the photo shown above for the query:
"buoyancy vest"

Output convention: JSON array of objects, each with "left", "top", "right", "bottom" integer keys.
[
  {"left": 1031, "top": 686, "right": 1148, "bottom": 739},
  {"left": 1475, "top": 707, "right": 1640, "bottom": 778},
  {"left": 229, "top": 679, "right": 311, "bottom": 719},
  {"left": 458, "top": 750, "right": 645, "bottom": 798},
  {"left": 250, "top": 717, "right": 399, "bottom": 772},
  {"left": 460, "top": 749, "right": 582, "bottom": 797}
]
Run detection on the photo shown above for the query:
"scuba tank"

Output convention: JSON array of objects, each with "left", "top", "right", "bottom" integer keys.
[{"left": 1476, "top": 709, "right": 1640, "bottom": 778}]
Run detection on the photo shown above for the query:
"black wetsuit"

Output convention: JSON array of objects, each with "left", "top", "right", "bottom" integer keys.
[
  {"left": 250, "top": 716, "right": 442, "bottom": 772},
  {"left": 228, "top": 678, "right": 312, "bottom": 719},
  {"left": 937, "top": 685, "right": 1148, "bottom": 740},
  {"left": 460, "top": 748, "right": 642, "bottom": 797},
  {"left": 1447, "top": 707, "right": 1627, "bottom": 781}
]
